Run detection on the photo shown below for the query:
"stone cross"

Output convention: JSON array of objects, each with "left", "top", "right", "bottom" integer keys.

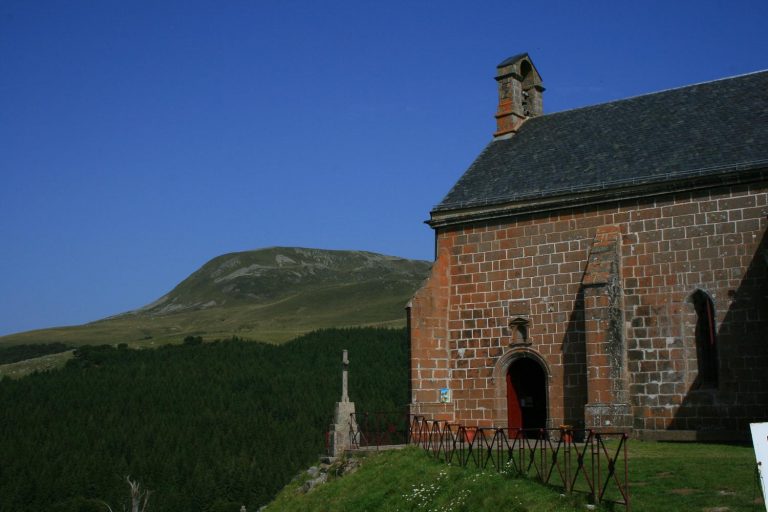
[{"left": 341, "top": 349, "right": 349, "bottom": 402}]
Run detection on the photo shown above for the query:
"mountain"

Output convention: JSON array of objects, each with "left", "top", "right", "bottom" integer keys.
[{"left": 0, "top": 247, "right": 431, "bottom": 346}]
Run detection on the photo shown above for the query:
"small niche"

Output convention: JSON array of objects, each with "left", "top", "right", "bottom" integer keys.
[{"left": 509, "top": 317, "right": 531, "bottom": 346}]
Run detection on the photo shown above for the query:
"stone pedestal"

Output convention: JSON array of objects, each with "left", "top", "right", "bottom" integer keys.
[{"left": 329, "top": 400, "right": 357, "bottom": 457}]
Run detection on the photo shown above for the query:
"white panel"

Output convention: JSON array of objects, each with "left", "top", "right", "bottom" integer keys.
[{"left": 750, "top": 422, "right": 768, "bottom": 512}]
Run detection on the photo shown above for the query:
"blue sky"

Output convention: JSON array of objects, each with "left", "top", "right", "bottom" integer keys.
[{"left": 1, "top": 0, "right": 766, "bottom": 336}]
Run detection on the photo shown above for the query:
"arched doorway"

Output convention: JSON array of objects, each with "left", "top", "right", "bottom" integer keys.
[{"left": 506, "top": 357, "right": 548, "bottom": 430}]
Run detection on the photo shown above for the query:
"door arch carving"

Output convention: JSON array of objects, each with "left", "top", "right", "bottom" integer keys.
[{"left": 492, "top": 348, "right": 551, "bottom": 429}]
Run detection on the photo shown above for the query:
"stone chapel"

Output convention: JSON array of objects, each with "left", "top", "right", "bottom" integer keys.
[{"left": 408, "top": 53, "right": 768, "bottom": 440}]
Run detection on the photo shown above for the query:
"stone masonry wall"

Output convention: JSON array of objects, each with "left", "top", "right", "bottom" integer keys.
[
  {"left": 409, "top": 243, "right": 454, "bottom": 421},
  {"left": 410, "top": 180, "right": 768, "bottom": 436}
]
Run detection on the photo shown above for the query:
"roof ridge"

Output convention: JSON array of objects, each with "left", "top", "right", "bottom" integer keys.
[{"left": 539, "top": 68, "right": 768, "bottom": 119}]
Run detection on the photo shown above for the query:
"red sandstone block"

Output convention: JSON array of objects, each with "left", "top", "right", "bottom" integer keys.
[
  {"left": 521, "top": 288, "right": 539, "bottom": 299},
  {"left": 477, "top": 399, "right": 494, "bottom": 409},
  {"left": 715, "top": 223, "right": 736, "bottom": 236},
  {"left": 467, "top": 233, "right": 482, "bottom": 243},
  {"left": 459, "top": 254, "right": 474, "bottom": 265},
  {"left": 632, "top": 207, "right": 661, "bottom": 220},
  {"left": 653, "top": 252, "right": 676, "bottom": 265},
  {"left": 637, "top": 230, "right": 662, "bottom": 244},
  {"left": 524, "top": 225, "right": 540, "bottom": 236},
  {"left": 662, "top": 227, "right": 686, "bottom": 240},
  {"left": 539, "top": 263, "right": 559, "bottom": 275},
  {"left": 695, "top": 198, "right": 717, "bottom": 212},
  {"left": 720, "top": 196, "right": 756, "bottom": 210},
  {"left": 673, "top": 214, "right": 696, "bottom": 227},
  {"left": 481, "top": 231, "right": 497, "bottom": 242},
  {"left": 628, "top": 221, "right": 646, "bottom": 235},
  {"left": 538, "top": 223, "right": 556, "bottom": 235},
  {"left": 415, "top": 390, "right": 437, "bottom": 402},
  {"left": 737, "top": 218, "right": 761, "bottom": 232},
  {"left": 742, "top": 205, "right": 768, "bottom": 219},
  {"left": 663, "top": 203, "right": 699, "bottom": 217},
  {"left": 612, "top": 211, "right": 630, "bottom": 223},
  {"left": 477, "top": 283, "right": 492, "bottom": 294},
  {"left": 499, "top": 238, "right": 517, "bottom": 250},
  {"left": 486, "top": 270, "right": 504, "bottom": 281},
  {"left": 575, "top": 216, "right": 604, "bottom": 229},
  {"left": 462, "top": 243, "right": 479, "bottom": 255},
  {"left": 560, "top": 261, "right": 583, "bottom": 274}
]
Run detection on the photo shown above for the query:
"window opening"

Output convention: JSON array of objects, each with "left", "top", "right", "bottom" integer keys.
[{"left": 692, "top": 290, "right": 718, "bottom": 388}]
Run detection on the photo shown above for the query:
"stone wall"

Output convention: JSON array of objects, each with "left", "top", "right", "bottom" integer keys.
[
  {"left": 410, "top": 180, "right": 768, "bottom": 438},
  {"left": 408, "top": 243, "right": 453, "bottom": 421}
]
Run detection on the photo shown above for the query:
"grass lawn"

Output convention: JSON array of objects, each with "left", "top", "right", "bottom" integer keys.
[
  {"left": 267, "top": 442, "right": 763, "bottom": 512},
  {"left": 268, "top": 447, "right": 589, "bottom": 512},
  {"left": 629, "top": 441, "right": 762, "bottom": 511}
]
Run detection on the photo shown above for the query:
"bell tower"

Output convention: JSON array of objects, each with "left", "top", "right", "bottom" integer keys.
[{"left": 494, "top": 53, "right": 544, "bottom": 139}]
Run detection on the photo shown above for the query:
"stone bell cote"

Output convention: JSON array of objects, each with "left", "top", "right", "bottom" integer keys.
[{"left": 494, "top": 53, "right": 544, "bottom": 139}]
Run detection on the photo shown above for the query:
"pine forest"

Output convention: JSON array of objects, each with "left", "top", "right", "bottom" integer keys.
[{"left": 0, "top": 327, "right": 409, "bottom": 511}]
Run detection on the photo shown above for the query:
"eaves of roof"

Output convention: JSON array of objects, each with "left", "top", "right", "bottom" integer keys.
[{"left": 428, "top": 165, "right": 768, "bottom": 229}]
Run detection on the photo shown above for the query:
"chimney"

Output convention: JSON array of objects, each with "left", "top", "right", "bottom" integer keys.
[{"left": 494, "top": 53, "right": 544, "bottom": 139}]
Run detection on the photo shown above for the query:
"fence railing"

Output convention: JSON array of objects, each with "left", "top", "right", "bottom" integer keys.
[
  {"left": 336, "top": 413, "right": 630, "bottom": 509},
  {"left": 350, "top": 411, "right": 410, "bottom": 449},
  {"left": 408, "top": 415, "right": 630, "bottom": 510}
]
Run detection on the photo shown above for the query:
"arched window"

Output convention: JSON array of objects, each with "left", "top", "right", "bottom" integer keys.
[
  {"left": 520, "top": 60, "right": 534, "bottom": 116},
  {"left": 520, "top": 60, "right": 532, "bottom": 82},
  {"left": 691, "top": 290, "right": 718, "bottom": 388}
]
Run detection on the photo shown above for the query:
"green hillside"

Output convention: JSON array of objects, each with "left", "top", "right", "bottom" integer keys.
[
  {"left": 0, "top": 327, "right": 410, "bottom": 511},
  {"left": 0, "top": 247, "right": 430, "bottom": 347}
]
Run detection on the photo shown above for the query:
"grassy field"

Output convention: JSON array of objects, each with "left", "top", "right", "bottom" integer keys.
[
  {"left": 629, "top": 441, "right": 762, "bottom": 511},
  {"left": 0, "top": 280, "right": 416, "bottom": 347},
  {"left": 268, "top": 442, "right": 762, "bottom": 511}
]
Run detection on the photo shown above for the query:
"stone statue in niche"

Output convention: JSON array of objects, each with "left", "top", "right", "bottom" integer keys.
[{"left": 508, "top": 317, "right": 531, "bottom": 346}]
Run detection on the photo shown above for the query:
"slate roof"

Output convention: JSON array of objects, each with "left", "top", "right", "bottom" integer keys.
[
  {"left": 434, "top": 70, "right": 768, "bottom": 213},
  {"left": 497, "top": 52, "right": 531, "bottom": 68}
]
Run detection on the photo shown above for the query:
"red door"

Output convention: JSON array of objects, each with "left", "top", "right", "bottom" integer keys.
[
  {"left": 507, "top": 358, "right": 547, "bottom": 434},
  {"left": 506, "top": 370, "right": 523, "bottom": 429}
]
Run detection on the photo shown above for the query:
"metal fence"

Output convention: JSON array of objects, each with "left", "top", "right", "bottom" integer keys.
[
  {"left": 408, "top": 415, "right": 630, "bottom": 510},
  {"left": 335, "top": 413, "right": 630, "bottom": 509},
  {"left": 350, "top": 411, "right": 411, "bottom": 449}
]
